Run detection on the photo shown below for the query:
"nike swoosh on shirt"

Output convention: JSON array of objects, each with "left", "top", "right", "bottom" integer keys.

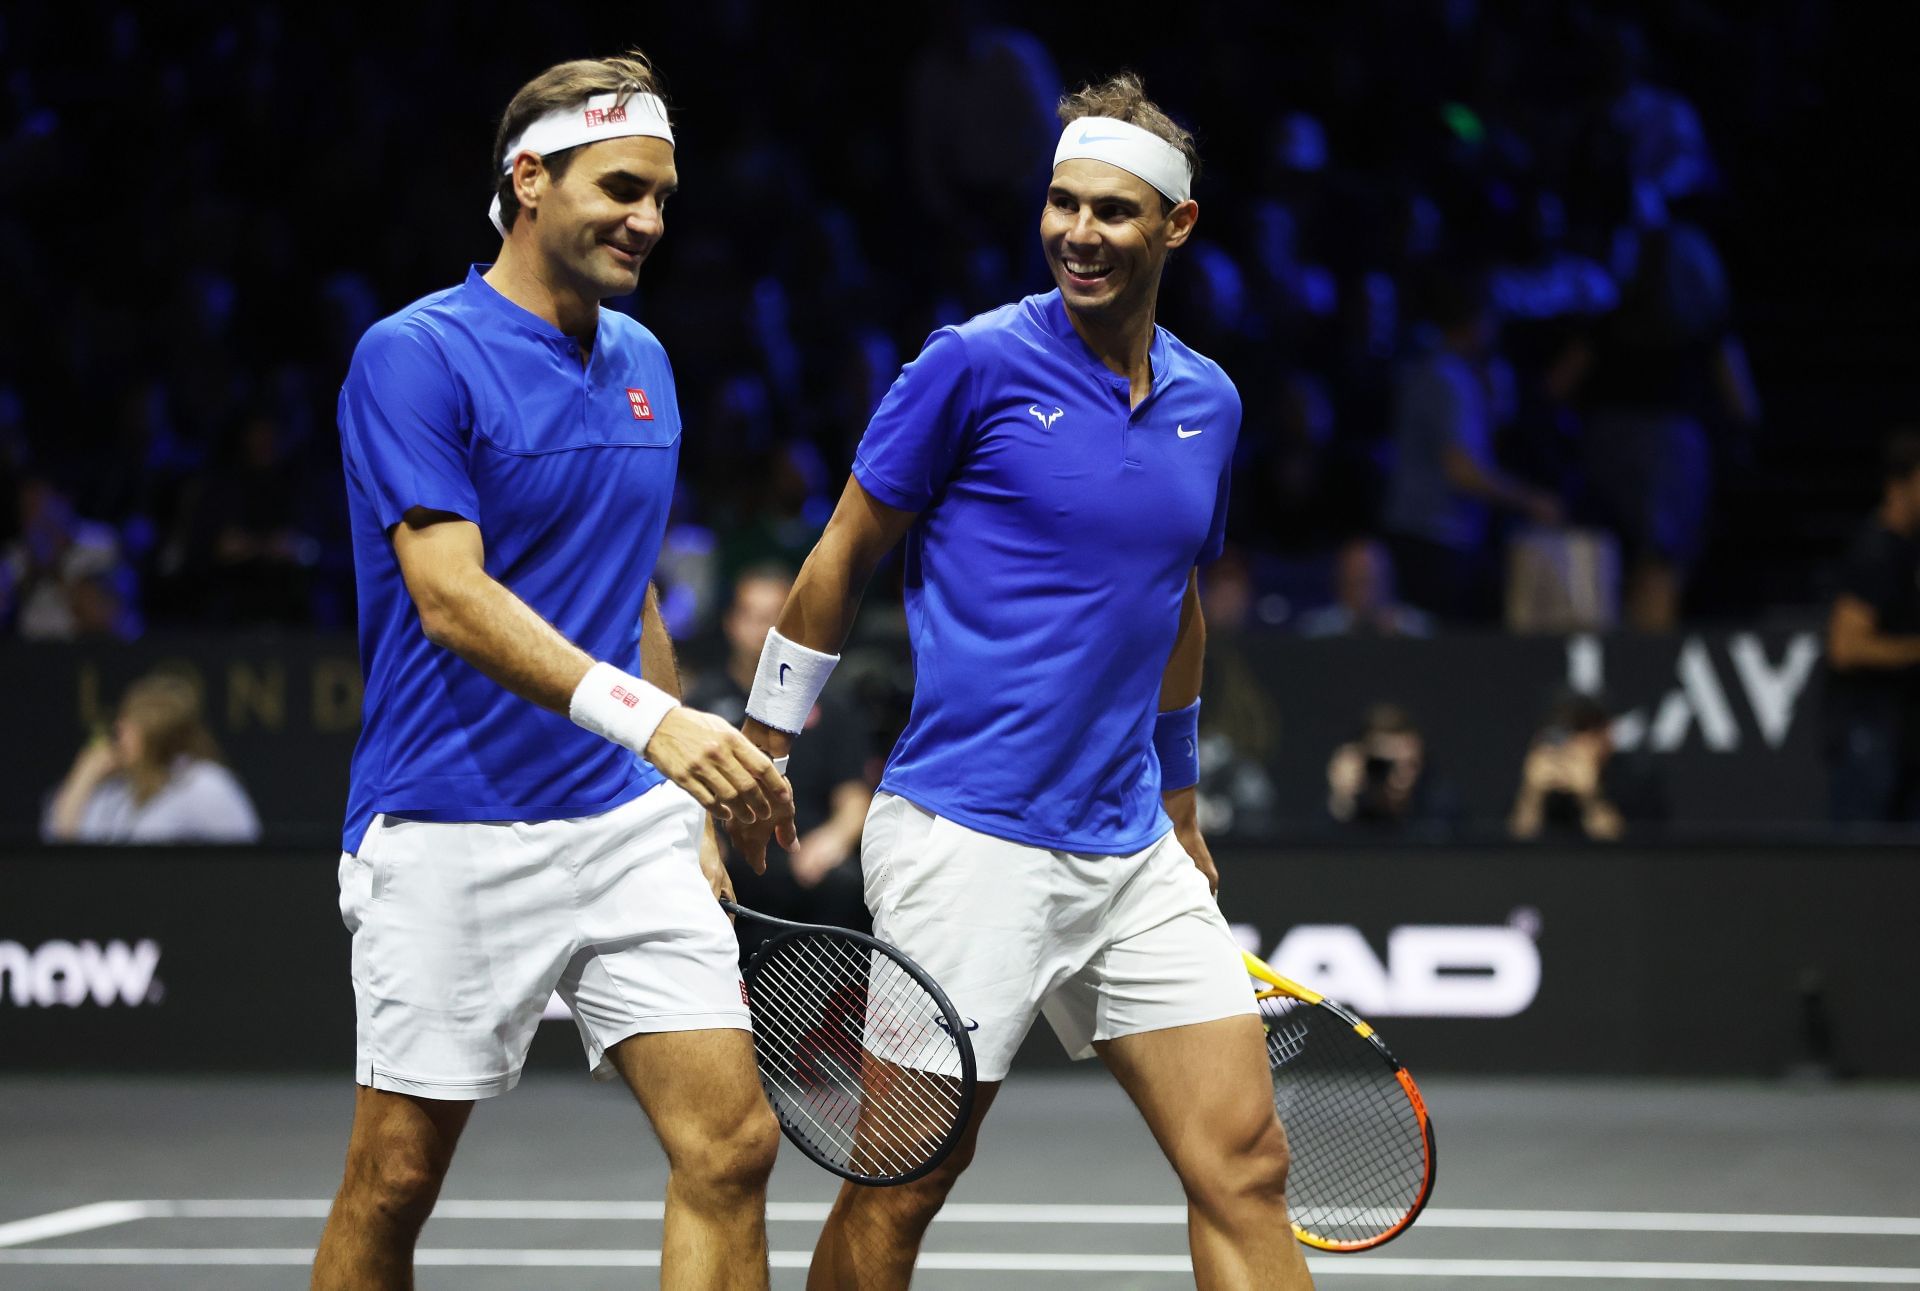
[{"left": 1177, "top": 425, "right": 1204, "bottom": 438}]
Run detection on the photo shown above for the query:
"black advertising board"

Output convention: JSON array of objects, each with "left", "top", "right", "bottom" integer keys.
[
  {"left": 0, "top": 626, "right": 1832, "bottom": 848},
  {"left": 3, "top": 843, "right": 1910, "bottom": 1078}
]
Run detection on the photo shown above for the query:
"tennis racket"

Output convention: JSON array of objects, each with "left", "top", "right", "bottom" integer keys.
[
  {"left": 1245, "top": 949, "right": 1436, "bottom": 1251},
  {"left": 722, "top": 900, "right": 978, "bottom": 1186}
]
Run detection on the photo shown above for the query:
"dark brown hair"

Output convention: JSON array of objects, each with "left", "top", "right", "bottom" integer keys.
[
  {"left": 492, "top": 52, "right": 670, "bottom": 233},
  {"left": 1055, "top": 71, "right": 1201, "bottom": 206}
]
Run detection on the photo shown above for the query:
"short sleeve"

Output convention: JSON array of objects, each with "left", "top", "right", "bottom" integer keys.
[
  {"left": 338, "top": 322, "right": 478, "bottom": 530},
  {"left": 851, "top": 329, "right": 976, "bottom": 513}
]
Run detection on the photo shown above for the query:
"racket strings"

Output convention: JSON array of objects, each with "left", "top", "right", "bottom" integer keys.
[
  {"left": 747, "top": 931, "right": 966, "bottom": 1181},
  {"left": 1262, "top": 995, "right": 1429, "bottom": 1245}
]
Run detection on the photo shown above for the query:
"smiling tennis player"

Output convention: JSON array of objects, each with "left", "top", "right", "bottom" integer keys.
[
  {"left": 311, "top": 52, "right": 792, "bottom": 1291},
  {"left": 733, "top": 73, "right": 1314, "bottom": 1291}
]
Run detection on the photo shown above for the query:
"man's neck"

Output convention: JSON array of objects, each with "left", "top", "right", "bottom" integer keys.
[
  {"left": 1064, "top": 294, "right": 1158, "bottom": 389},
  {"left": 485, "top": 237, "right": 600, "bottom": 344}
]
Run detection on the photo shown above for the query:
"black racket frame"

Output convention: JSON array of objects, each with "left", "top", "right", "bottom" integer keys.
[{"left": 723, "top": 899, "right": 980, "bottom": 1186}]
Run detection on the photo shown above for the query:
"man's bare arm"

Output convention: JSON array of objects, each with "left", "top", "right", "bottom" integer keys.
[
  {"left": 391, "top": 509, "right": 593, "bottom": 709},
  {"left": 1158, "top": 570, "right": 1217, "bottom": 893},
  {"left": 741, "top": 476, "right": 917, "bottom": 761},
  {"left": 1828, "top": 594, "right": 1920, "bottom": 671},
  {"left": 638, "top": 582, "right": 682, "bottom": 697},
  {"left": 390, "top": 508, "right": 790, "bottom": 826}
]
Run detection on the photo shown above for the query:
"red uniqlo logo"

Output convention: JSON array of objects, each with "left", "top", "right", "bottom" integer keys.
[
  {"left": 739, "top": 980, "right": 750, "bottom": 1005},
  {"left": 626, "top": 388, "right": 653, "bottom": 420},
  {"left": 584, "top": 104, "right": 628, "bottom": 128},
  {"left": 609, "top": 685, "right": 639, "bottom": 708}
]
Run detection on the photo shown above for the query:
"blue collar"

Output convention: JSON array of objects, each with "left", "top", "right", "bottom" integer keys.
[
  {"left": 462, "top": 264, "right": 577, "bottom": 344},
  {"left": 1029, "top": 290, "right": 1172, "bottom": 393}
]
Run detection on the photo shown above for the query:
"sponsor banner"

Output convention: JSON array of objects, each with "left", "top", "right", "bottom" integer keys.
[
  {"left": 0, "top": 629, "right": 1830, "bottom": 848},
  {"left": 3, "top": 843, "right": 1910, "bottom": 1077}
]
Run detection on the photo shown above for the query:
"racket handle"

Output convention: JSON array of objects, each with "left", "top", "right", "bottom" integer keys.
[{"left": 1242, "top": 950, "right": 1325, "bottom": 1004}]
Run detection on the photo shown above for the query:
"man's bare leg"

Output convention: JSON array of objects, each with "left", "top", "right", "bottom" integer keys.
[
  {"left": 807, "top": 1081, "right": 1002, "bottom": 1291},
  {"left": 1100, "top": 1016, "right": 1313, "bottom": 1289},
  {"left": 311, "top": 1087, "right": 473, "bottom": 1291},
  {"left": 610, "top": 1027, "right": 780, "bottom": 1290}
]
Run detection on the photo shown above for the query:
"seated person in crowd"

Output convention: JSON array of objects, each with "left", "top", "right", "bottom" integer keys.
[
  {"left": 44, "top": 672, "right": 261, "bottom": 843},
  {"left": 1295, "top": 537, "right": 1435, "bottom": 638},
  {"left": 1824, "top": 429, "right": 1920, "bottom": 823},
  {"left": 1509, "top": 693, "right": 1663, "bottom": 842},
  {"left": 1325, "top": 703, "right": 1456, "bottom": 830},
  {"left": 688, "top": 566, "right": 873, "bottom": 929}
]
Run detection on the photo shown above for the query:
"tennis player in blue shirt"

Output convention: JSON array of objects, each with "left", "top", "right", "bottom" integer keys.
[
  {"left": 736, "top": 75, "right": 1313, "bottom": 1291},
  {"left": 312, "top": 54, "right": 792, "bottom": 1291}
]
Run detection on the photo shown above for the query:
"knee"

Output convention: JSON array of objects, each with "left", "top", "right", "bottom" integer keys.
[
  {"left": 342, "top": 1143, "right": 449, "bottom": 1232},
  {"left": 1183, "top": 1115, "right": 1292, "bottom": 1215},
  {"left": 877, "top": 1130, "right": 975, "bottom": 1224},
  {"left": 676, "top": 1104, "right": 780, "bottom": 1198}
]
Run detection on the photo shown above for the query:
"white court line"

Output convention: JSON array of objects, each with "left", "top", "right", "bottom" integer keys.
[
  {"left": 135, "top": 1200, "right": 1920, "bottom": 1236},
  {"left": 0, "top": 1201, "right": 154, "bottom": 1249},
  {"left": 2, "top": 1249, "right": 1920, "bottom": 1281}
]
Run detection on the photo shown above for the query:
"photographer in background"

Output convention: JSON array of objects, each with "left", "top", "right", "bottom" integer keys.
[
  {"left": 43, "top": 671, "right": 260, "bottom": 843},
  {"left": 1509, "top": 692, "right": 1664, "bottom": 842},
  {"left": 1326, "top": 703, "right": 1456, "bottom": 832},
  {"left": 1824, "top": 429, "right": 1920, "bottom": 824}
]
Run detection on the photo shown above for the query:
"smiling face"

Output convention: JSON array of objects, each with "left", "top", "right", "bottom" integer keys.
[
  {"left": 1041, "top": 159, "right": 1197, "bottom": 323},
  {"left": 514, "top": 135, "right": 677, "bottom": 300}
]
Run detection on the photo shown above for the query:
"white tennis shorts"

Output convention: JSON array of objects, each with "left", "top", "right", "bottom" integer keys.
[
  {"left": 861, "top": 793, "right": 1255, "bottom": 1082},
  {"left": 336, "top": 782, "right": 748, "bottom": 1100}
]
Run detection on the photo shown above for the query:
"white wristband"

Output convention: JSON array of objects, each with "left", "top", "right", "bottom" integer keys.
[
  {"left": 569, "top": 661, "right": 679, "bottom": 757},
  {"left": 773, "top": 755, "right": 790, "bottom": 776},
  {"left": 745, "top": 628, "right": 840, "bottom": 735}
]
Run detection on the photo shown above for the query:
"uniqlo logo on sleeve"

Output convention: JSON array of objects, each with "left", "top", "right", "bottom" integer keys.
[
  {"left": 739, "top": 980, "right": 750, "bottom": 1005},
  {"left": 625, "top": 388, "right": 653, "bottom": 420}
]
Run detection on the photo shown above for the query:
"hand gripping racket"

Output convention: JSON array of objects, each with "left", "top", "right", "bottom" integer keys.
[
  {"left": 1245, "top": 950, "right": 1437, "bottom": 1251},
  {"left": 723, "top": 900, "right": 978, "bottom": 1186}
]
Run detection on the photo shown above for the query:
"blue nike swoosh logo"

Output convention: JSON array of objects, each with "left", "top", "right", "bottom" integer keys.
[
  {"left": 937, "top": 1018, "right": 981, "bottom": 1035},
  {"left": 778, "top": 663, "right": 791, "bottom": 684},
  {"left": 1078, "top": 130, "right": 1129, "bottom": 144}
]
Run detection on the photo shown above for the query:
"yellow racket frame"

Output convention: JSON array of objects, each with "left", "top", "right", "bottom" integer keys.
[{"left": 1244, "top": 949, "right": 1434, "bottom": 1251}]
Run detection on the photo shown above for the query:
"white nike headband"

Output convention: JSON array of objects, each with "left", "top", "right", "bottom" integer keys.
[
  {"left": 489, "top": 91, "right": 675, "bottom": 235},
  {"left": 1052, "top": 116, "right": 1193, "bottom": 206}
]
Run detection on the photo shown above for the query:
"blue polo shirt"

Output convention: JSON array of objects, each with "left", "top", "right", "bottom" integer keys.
[
  {"left": 336, "top": 266, "right": 674, "bottom": 853},
  {"left": 853, "top": 291, "right": 1239, "bottom": 853}
]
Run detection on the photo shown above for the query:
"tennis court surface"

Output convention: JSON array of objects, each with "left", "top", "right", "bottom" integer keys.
[{"left": 4, "top": 1072, "right": 1916, "bottom": 1289}]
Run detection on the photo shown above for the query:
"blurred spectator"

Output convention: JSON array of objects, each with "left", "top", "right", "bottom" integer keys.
[
  {"left": 1548, "top": 204, "right": 1760, "bottom": 631},
  {"left": 1325, "top": 703, "right": 1457, "bottom": 830},
  {"left": 688, "top": 567, "right": 873, "bottom": 928},
  {"left": 190, "top": 411, "right": 319, "bottom": 625},
  {"left": 2, "top": 476, "right": 139, "bottom": 640},
  {"left": 43, "top": 672, "right": 260, "bottom": 844},
  {"left": 1381, "top": 269, "right": 1562, "bottom": 622},
  {"left": 1295, "top": 538, "right": 1435, "bottom": 638},
  {"left": 1509, "top": 692, "right": 1664, "bottom": 841},
  {"left": 1823, "top": 430, "right": 1920, "bottom": 824}
]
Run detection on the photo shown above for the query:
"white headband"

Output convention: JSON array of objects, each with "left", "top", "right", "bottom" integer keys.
[
  {"left": 489, "top": 91, "right": 675, "bottom": 235},
  {"left": 1052, "top": 116, "right": 1192, "bottom": 205}
]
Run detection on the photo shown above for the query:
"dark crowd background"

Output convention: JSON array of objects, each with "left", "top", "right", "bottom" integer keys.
[{"left": 4, "top": 1, "right": 1919, "bottom": 839}]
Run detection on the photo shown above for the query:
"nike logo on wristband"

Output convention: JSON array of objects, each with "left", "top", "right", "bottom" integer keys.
[{"left": 778, "top": 663, "right": 791, "bottom": 684}]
